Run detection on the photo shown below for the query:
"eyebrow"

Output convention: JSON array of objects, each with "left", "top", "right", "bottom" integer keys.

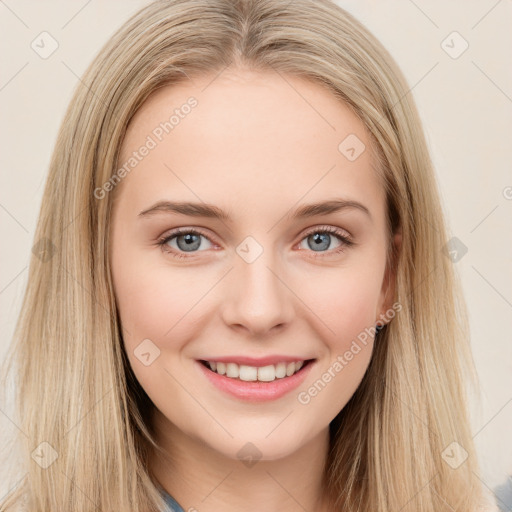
[{"left": 138, "top": 198, "right": 372, "bottom": 222}]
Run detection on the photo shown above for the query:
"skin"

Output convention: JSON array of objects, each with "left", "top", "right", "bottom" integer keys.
[{"left": 110, "top": 67, "right": 401, "bottom": 512}]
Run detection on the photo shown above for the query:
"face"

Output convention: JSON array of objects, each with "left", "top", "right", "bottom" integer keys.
[{"left": 109, "top": 67, "right": 400, "bottom": 462}]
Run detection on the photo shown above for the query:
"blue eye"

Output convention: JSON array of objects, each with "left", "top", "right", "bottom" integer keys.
[
  {"left": 158, "top": 228, "right": 213, "bottom": 258},
  {"left": 157, "top": 226, "right": 354, "bottom": 260},
  {"left": 298, "top": 226, "right": 354, "bottom": 256}
]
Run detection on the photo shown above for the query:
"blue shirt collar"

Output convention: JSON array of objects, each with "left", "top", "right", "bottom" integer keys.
[{"left": 159, "top": 487, "right": 185, "bottom": 512}]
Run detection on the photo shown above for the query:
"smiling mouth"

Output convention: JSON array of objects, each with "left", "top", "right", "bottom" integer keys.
[{"left": 199, "top": 358, "right": 316, "bottom": 382}]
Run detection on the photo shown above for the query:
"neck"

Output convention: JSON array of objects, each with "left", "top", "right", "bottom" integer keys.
[{"left": 149, "top": 407, "right": 334, "bottom": 512}]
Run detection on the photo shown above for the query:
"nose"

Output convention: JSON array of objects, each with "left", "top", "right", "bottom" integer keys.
[{"left": 220, "top": 249, "right": 295, "bottom": 337}]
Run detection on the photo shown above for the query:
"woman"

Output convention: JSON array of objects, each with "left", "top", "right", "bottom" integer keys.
[{"left": 0, "top": 0, "right": 495, "bottom": 510}]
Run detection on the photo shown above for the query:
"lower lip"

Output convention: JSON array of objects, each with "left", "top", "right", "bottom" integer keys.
[{"left": 196, "top": 359, "right": 316, "bottom": 403}]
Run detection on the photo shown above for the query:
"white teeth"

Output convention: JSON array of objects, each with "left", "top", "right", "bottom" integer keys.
[
  {"left": 240, "top": 365, "right": 258, "bottom": 381},
  {"left": 205, "top": 360, "right": 308, "bottom": 381},
  {"left": 275, "top": 362, "right": 287, "bottom": 378},
  {"left": 226, "top": 363, "right": 239, "bottom": 378},
  {"left": 257, "top": 365, "right": 275, "bottom": 382}
]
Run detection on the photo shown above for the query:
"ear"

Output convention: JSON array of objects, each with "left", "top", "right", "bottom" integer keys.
[{"left": 377, "top": 228, "right": 402, "bottom": 326}]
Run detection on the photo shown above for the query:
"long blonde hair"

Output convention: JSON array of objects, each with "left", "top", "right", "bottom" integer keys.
[{"left": 1, "top": 0, "right": 486, "bottom": 510}]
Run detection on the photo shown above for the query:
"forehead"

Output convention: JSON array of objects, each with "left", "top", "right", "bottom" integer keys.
[{"left": 115, "top": 68, "right": 383, "bottom": 219}]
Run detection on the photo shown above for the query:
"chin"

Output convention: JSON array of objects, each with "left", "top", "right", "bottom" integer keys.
[{"left": 201, "top": 427, "right": 315, "bottom": 464}]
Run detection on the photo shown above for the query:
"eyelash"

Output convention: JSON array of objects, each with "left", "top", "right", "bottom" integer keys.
[{"left": 156, "top": 226, "right": 355, "bottom": 260}]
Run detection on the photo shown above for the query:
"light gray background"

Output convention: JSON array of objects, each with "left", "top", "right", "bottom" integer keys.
[{"left": 1, "top": 0, "right": 511, "bottom": 505}]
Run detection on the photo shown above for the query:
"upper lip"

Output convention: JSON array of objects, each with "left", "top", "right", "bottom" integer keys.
[{"left": 198, "top": 355, "right": 316, "bottom": 367}]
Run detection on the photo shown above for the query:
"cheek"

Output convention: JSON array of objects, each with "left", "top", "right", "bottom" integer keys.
[
  {"left": 111, "top": 249, "right": 213, "bottom": 407},
  {"left": 297, "top": 263, "right": 383, "bottom": 349},
  {"left": 112, "top": 253, "right": 208, "bottom": 349},
  {"left": 294, "top": 271, "right": 379, "bottom": 419},
  {"left": 292, "top": 263, "right": 382, "bottom": 409}
]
